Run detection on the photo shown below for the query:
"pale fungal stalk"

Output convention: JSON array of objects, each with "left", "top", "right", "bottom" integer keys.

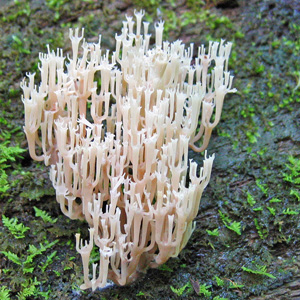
[{"left": 21, "top": 10, "right": 236, "bottom": 289}]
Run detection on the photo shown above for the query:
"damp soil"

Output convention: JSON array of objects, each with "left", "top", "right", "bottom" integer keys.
[{"left": 0, "top": 0, "right": 299, "bottom": 299}]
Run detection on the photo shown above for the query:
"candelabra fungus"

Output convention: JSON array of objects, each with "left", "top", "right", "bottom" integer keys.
[{"left": 21, "top": 10, "right": 236, "bottom": 290}]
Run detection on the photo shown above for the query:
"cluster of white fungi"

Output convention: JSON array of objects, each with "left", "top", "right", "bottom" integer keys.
[{"left": 21, "top": 10, "right": 235, "bottom": 290}]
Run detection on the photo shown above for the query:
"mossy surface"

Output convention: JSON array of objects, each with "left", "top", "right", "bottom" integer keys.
[{"left": 0, "top": 0, "right": 299, "bottom": 299}]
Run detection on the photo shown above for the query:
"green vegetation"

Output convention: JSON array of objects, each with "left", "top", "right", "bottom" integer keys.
[
  {"left": 206, "top": 228, "right": 220, "bottom": 236},
  {"left": 0, "top": 286, "right": 11, "bottom": 300},
  {"left": 214, "top": 276, "right": 224, "bottom": 287},
  {"left": 283, "top": 156, "right": 300, "bottom": 185},
  {"left": 158, "top": 263, "right": 173, "bottom": 272},
  {"left": 219, "top": 210, "right": 242, "bottom": 235},
  {"left": 1, "top": 239, "right": 59, "bottom": 274},
  {"left": 198, "top": 283, "right": 212, "bottom": 297},
  {"left": 170, "top": 282, "right": 192, "bottom": 296},
  {"left": 1, "top": 228, "right": 60, "bottom": 299},
  {"left": 246, "top": 192, "right": 256, "bottom": 207},
  {"left": 2, "top": 215, "right": 30, "bottom": 239},
  {"left": 33, "top": 207, "right": 57, "bottom": 224},
  {"left": 0, "top": 143, "right": 25, "bottom": 195},
  {"left": 242, "top": 264, "right": 276, "bottom": 279},
  {"left": 0, "top": 208, "right": 79, "bottom": 299}
]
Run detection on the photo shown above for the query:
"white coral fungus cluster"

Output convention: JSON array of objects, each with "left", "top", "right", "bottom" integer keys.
[{"left": 21, "top": 10, "right": 236, "bottom": 290}]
